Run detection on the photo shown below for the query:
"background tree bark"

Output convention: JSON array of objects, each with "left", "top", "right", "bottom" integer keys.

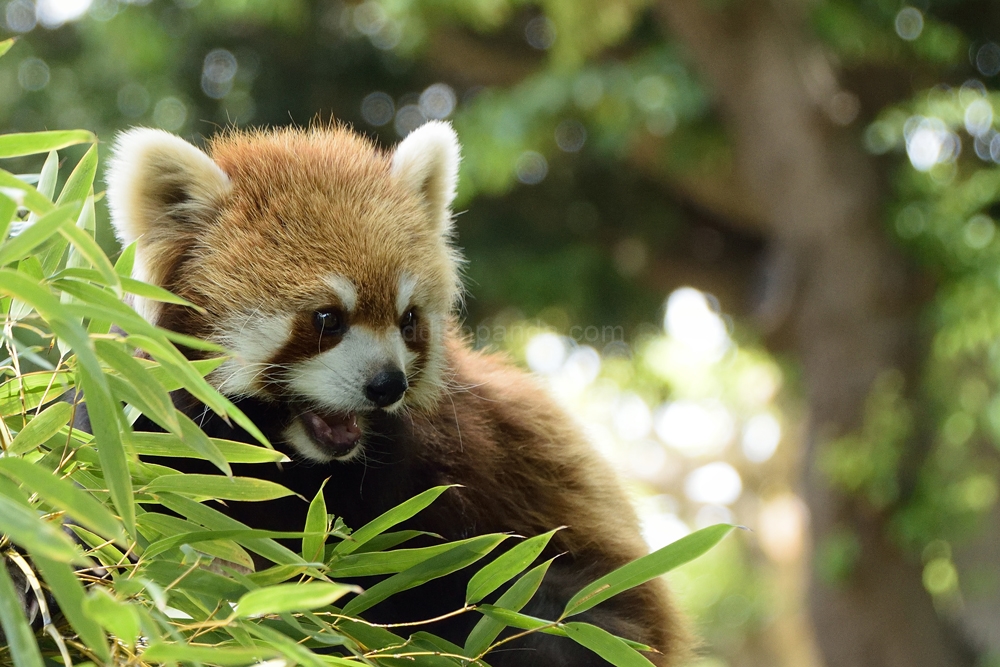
[{"left": 655, "top": 1, "right": 978, "bottom": 665}]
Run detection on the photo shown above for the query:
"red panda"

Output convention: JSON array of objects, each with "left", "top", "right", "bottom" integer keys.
[{"left": 104, "top": 122, "right": 685, "bottom": 665}]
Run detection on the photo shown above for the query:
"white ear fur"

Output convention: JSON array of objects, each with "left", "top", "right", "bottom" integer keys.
[
  {"left": 390, "top": 121, "right": 461, "bottom": 234},
  {"left": 105, "top": 128, "right": 231, "bottom": 322}
]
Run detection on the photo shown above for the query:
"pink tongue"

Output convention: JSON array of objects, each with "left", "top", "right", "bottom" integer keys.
[{"left": 301, "top": 412, "right": 362, "bottom": 456}]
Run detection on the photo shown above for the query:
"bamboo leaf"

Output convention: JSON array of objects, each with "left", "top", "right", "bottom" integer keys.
[
  {"left": 129, "top": 431, "right": 287, "bottom": 463},
  {"left": 83, "top": 588, "right": 140, "bottom": 647},
  {"left": 343, "top": 533, "right": 508, "bottom": 616},
  {"left": 235, "top": 582, "right": 357, "bottom": 617},
  {"left": 6, "top": 401, "right": 73, "bottom": 455},
  {"left": 0, "top": 130, "right": 95, "bottom": 159},
  {"left": 562, "top": 622, "right": 656, "bottom": 667},
  {"left": 466, "top": 528, "right": 559, "bottom": 604},
  {"left": 0, "top": 493, "right": 87, "bottom": 564},
  {"left": 334, "top": 484, "right": 455, "bottom": 556},
  {"left": 328, "top": 536, "right": 483, "bottom": 578},
  {"left": 0, "top": 558, "right": 44, "bottom": 667},
  {"left": 55, "top": 143, "right": 98, "bottom": 205},
  {"left": 145, "top": 473, "right": 295, "bottom": 501},
  {"left": 0, "top": 202, "right": 79, "bottom": 266},
  {"left": 303, "top": 480, "right": 328, "bottom": 562},
  {"left": 563, "top": 524, "right": 735, "bottom": 617},
  {"left": 141, "top": 643, "right": 281, "bottom": 665},
  {"left": 464, "top": 559, "right": 554, "bottom": 657},
  {"left": 0, "top": 457, "right": 125, "bottom": 543},
  {"left": 0, "top": 169, "right": 54, "bottom": 215},
  {"left": 32, "top": 554, "right": 111, "bottom": 663},
  {"left": 0, "top": 38, "right": 14, "bottom": 59}
]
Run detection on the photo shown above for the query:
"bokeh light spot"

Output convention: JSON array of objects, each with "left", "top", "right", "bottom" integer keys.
[
  {"left": 525, "top": 332, "right": 566, "bottom": 375},
  {"left": 18, "top": 58, "right": 49, "bottom": 91},
  {"left": 554, "top": 119, "right": 586, "bottom": 152},
  {"left": 525, "top": 16, "right": 555, "bottom": 50},
  {"left": 685, "top": 462, "right": 743, "bottom": 505},
  {"left": 664, "top": 287, "right": 730, "bottom": 360},
  {"left": 758, "top": 495, "right": 807, "bottom": 563},
  {"left": 894, "top": 7, "right": 923, "bottom": 41},
  {"left": 655, "top": 400, "right": 734, "bottom": 457},
  {"left": 394, "top": 104, "right": 426, "bottom": 137},
  {"left": 976, "top": 42, "right": 1000, "bottom": 77},
  {"left": 964, "top": 99, "right": 993, "bottom": 137},
  {"left": 36, "top": 0, "right": 91, "bottom": 28},
  {"left": 153, "top": 97, "right": 187, "bottom": 131},
  {"left": 202, "top": 48, "right": 237, "bottom": 99},
  {"left": 963, "top": 214, "right": 995, "bottom": 249},
  {"left": 361, "top": 92, "right": 394, "bottom": 126},
  {"left": 419, "top": 83, "right": 456, "bottom": 120},
  {"left": 117, "top": 82, "right": 150, "bottom": 117},
  {"left": 6, "top": 0, "right": 36, "bottom": 32},
  {"left": 515, "top": 151, "right": 548, "bottom": 185},
  {"left": 742, "top": 413, "right": 781, "bottom": 463}
]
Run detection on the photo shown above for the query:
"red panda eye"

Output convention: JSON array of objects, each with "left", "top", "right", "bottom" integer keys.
[
  {"left": 400, "top": 308, "right": 417, "bottom": 338},
  {"left": 313, "top": 308, "right": 345, "bottom": 336}
]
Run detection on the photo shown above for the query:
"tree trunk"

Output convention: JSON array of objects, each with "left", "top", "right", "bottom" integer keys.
[{"left": 656, "top": 1, "right": 978, "bottom": 665}]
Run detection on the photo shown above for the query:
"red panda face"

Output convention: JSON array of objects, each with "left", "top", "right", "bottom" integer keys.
[{"left": 106, "top": 123, "right": 463, "bottom": 462}]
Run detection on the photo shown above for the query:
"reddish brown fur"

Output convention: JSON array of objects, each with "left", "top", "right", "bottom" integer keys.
[
  {"left": 112, "top": 124, "right": 688, "bottom": 663},
  {"left": 413, "top": 335, "right": 688, "bottom": 663}
]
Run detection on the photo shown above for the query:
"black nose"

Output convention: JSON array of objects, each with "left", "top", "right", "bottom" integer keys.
[{"left": 365, "top": 369, "right": 408, "bottom": 407}]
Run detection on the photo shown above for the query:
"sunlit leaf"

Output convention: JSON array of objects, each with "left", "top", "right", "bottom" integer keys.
[
  {"left": 562, "top": 622, "right": 656, "bottom": 667},
  {"left": 303, "top": 479, "right": 329, "bottom": 562},
  {"left": 0, "top": 493, "right": 87, "bottom": 564},
  {"left": 141, "top": 643, "right": 282, "bottom": 665},
  {"left": 333, "top": 484, "right": 455, "bottom": 556},
  {"left": 0, "top": 202, "right": 80, "bottom": 266},
  {"left": 464, "top": 558, "right": 555, "bottom": 657},
  {"left": 563, "top": 524, "right": 735, "bottom": 617},
  {"left": 83, "top": 588, "right": 140, "bottom": 647},
  {"left": 130, "top": 431, "right": 287, "bottom": 463},
  {"left": 466, "top": 528, "right": 559, "bottom": 604},
  {"left": 343, "top": 533, "right": 508, "bottom": 615},
  {"left": 235, "top": 582, "right": 358, "bottom": 617},
  {"left": 0, "top": 130, "right": 96, "bottom": 159},
  {"left": 6, "top": 401, "right": 74, "bottom": 455},
  {"left": 0, "top": 457, "right": 125, "bottom": 543}
]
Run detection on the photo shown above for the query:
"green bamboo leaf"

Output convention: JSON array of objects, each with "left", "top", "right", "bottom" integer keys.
[
  {"left": 0, "top": 371, "right": 73, "bottom": 415},
  {"left": 143, "top": 528, "right": 327, "bottom": 561},
  {"left": 59, "top": 201, "right": 120, "bottom": 287},
  {"left": 55, "top": 142, "right": 98, "bottom": 205},
  {"left": 0, "top": 130, "right": 96, "bottom": 159},
  {"left": 0, "top": 457, "right": 125, "bottom": 543},
  {"left": 156, "top": 492, "right": 305, "bottom": 566},
  {"left": 6, "top": 401, "right": 73, "bottom": 455},
  {"left": 121, "top": 275, "right": 200, "bottom": 308},
  {"left": 0, "top": 493, "right": 87, "bottom": 564},
  {"left": 303, "top": 480, "right": 329, "bottom": 562},
  {"left": 343, "top": 533, "right": 508, "bottom": 616},
  {"left": 114, "top": 240, "right": 135, "bottom": 276},
  {"left": 242, "top": 621, "right": 327, "bottom": 667},
  {"left": 334, "top": 484, "right": 455, "bottom": 556},
  {"left": 32, "top": 554, "right": 111, "bottom": 663},
  {"left": 35, "top": 150, "right": 58, "bottom": 200},
  {"left": 0, "top": 38, "right": 14, "bottom": 58},
  {"left": 0, "top": 558, "right": 44, "bottom": 667},
  {"left": 83, "top": 588, "right": 140, "bottom": 647},
  {"left": 466, "top": 528, "right": 559, "bottom": 604},
  {"left": 476, "top": 605, "right": 561, "bottom": 634},
  {"left": 351, "top": 529, "right": 430, "bottom": 553},
  {"left": 235, "top": 582, "right": 357, "bottom": 617},
  {"left": 145, "top": 473, "right": 295, "bottom": 501},
  {"left": 563, "top": 524, "right": 735, "bottom": 617},
  {"left": 141, "top": 643, "right": 281, "bottom": 665},
  {"left": 0, "top": 192, "right": 16, "bottom": 242},
  {"left": 127, "top": 333, "right": 270, "bottom": 447},
  {"left": 142, "top": 356, "right": 227, "bottom": 390},
  {"left": 464, "top": 559, "right": 554, "bottom": 657},
  {"left": 95, "top": 338, "right": 178, "bottom": 431},
  {"left": 328, "top": 536, "right": 483, "bottom": 578},
  {"left": 0, "top": 202, "right": 79, "bottom": 266},
  {"left": 562, "top": 622, "right": 656, "bottom": 667},
  {"left": 0, "top": 169, "right": 54, "bottom": 215},
  {"left": 137, "top": 513, "right": 253, "bottom": 570},
  {"left": 129, "top": 432, "right": 287, "bottom": 463}
]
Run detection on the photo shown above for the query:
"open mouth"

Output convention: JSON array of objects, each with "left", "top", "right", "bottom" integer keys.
[{"left": 300, "top": 411, "right": 362, "bottom": 459}]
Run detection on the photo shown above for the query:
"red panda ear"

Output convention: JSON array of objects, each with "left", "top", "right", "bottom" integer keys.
[
  {"left": 106, "top": 128, "right": 230, "bottom": 246},
  {"left": 390, "top": 121, "right": 461, "bottom": 235},
  {"left": 106, "top": 128, "right": 231, "bottom": 321}
]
